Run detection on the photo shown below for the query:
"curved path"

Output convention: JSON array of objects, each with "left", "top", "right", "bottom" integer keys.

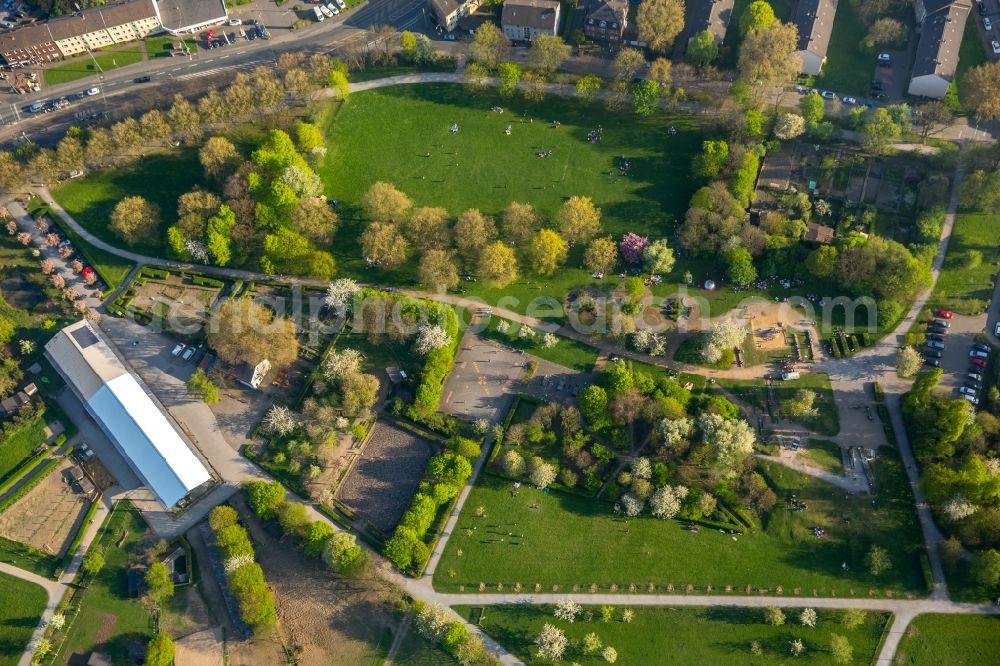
[{"left": 8, "top": 79, "right": 977, "bottom": 664}]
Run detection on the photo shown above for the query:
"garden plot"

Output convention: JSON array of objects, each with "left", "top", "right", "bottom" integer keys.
[
  {"left": 0, "top": 458, "right": 91, "bottom": 556},
  {"left": 335, "top": 421, "right": 438, "bottom": 536},
  {"left": 130, "top": 278, "right": 221, "bottom": 329}
]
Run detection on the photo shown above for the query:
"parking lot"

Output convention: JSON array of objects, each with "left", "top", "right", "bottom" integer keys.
[{"left": 923, "top": 309, "right": 989, "bottom": 404}]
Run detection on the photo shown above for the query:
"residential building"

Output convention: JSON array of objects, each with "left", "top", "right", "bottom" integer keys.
[
  {"left": 235, "top": 359, "right": 271, "bottom": 390},
  {"left": 793, "top": 0, "right": 839, "bottom": 75},
  {"left": 427, "top": 0, "right": 483, "bottom": 32},
  {"left": 0, "top": 0, "right": 160, "bottom": 65},
  {"left": 583, "top": 0, "right": 628, "bottom": 44},
  {"left": 802, "top": 222, "right": 835, "bottom": 244},
  {"left": 681, "top": 0, "right": 735, "bottom": 52},
  {"left": 908, "top": 0, "right": 970, "bottom": 98},
  {"left": 501, "top": 0, "right": 561, "bottom": 42},
  {"left": 154, "top": 0, "right": 229, "bottom": 35},
  {"left": 45, "top": 321, "right": 212, "bottom": 508}
]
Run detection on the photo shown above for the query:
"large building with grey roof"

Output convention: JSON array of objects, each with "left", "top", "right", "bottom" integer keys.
[
  {"left": 908, "top": 0, "right": 971, "bottom": 98},
  {"left": 501, "top": 0, "right": 561, "bottom": 42},
  {"left": 45, "top": 320, "right": 211, "bottom": 508},
  {"left": 793, "top": 0, "right": 839, "bottom": 75},
  {"left": 679, "top": 0, "right": 735, "bottom": 54}
]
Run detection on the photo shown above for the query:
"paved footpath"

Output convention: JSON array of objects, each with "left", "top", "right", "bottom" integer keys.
[{"left": 0, "top": 85, "right": 987, "bottom": 666}]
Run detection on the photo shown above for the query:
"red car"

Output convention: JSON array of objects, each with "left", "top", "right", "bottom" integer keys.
[
  {"left": 936, "top": 309, "right": 954, "bottom": 319},
  {"left": 972, "top": 357, "right": 987, "bottom": 368}
]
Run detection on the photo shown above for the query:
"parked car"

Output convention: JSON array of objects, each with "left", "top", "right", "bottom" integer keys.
[
  {"left": 821, "top": 90, "right": 836, "bottom": 100},
  {"left": 68, "top": 169, "right": 83, "bottom": 179},
  {"left": 984, "top": 17, "right": 993, "bottom": 31},
  {"left": 842, "top": 96, "right": 858, "bottom": 105},
  {"left": 974, "top": 343, "right": 992, "bottom": 353},
  {"left": 971, "top": 349, "right": 990, "bottom": 359},
  {"left": 966, "top": 380, "right": 983, "bottom": 391},
  {"left": 936, "top": 309, "right": 954, "bottom": 319},
  {"left": 932, "top": 318, "right": 951, "bottom": 328},
  {"left": 960, "top": 386, "right": 979, "bottom": 397},
  {"left": 877, "top": 52, "right": 891, "bottom": 65},
  {"left": 925, "top": 358, "right": 941, "bottom": 367},
  {"left": 83, "top": 86, "right": 99, "bottom": 96},
  {"left": 995, "top": 321, "right": 1000, "bottom": 336},
  {"left": 134, "top": 75, "right": 151, "bottom": 83},
  {"left": 927, "top": 340, "right": 945, "bottom": 350},
  {"left": 182, "top": 347, "right": 195, "bottom": 361},
  {"left": 228, "top": 18, "right": 242, "bottom": 25},
  {"left": 326, "top": 2, "right": 340, "bottom": 14},
  {"left": 927, "top": 333, "right": 945, "bottom": 342},
  {"left": 924, "top": 349, "right": 943, "bottom": 359},
  {"left": 972, "top": 357, "right": 988, "bottom": 368},
  {"left": 171, "top": 343, "right": 184, "bottom": 356},
  {"left": 969, "top": 372, "right": 984, "bottom": 382},
  {"left": 964, "top": 394, "right": 980, "bottom": 406}
]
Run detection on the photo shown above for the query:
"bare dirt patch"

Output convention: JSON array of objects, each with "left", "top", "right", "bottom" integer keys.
[
  {"left": 94, "top": 612, "right": 118, "bottom": 646},
  {"left": 173, "top": 627, "right": 224, "bottom": 666},
  {"left": 336, "top": 421, "right": 437, "bottom": 536},
  {"left": 130, "top": 279, "right": 220, "bottom": 329},
  {"left": 0, "top": 458, "right": 91, "bottom": 556}
]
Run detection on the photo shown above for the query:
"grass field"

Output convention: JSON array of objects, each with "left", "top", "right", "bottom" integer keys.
[
  {"left": 0, "top": 409, "right": 48, "bottom": 482},
  {"left": 0, "top": 572, "right": 47, "bottom": 666},
  {"left": 50, "top": 150, "right": 205, "bottom": 259},
  {"left": 55, "top": 503, "right": 153, "bottom": 663},
  {"left": 930, "top": 212, "right": 1000, "bottom": 316},
  {"left": 43, "top": 48, "right": 143, "bottom": 86},
  {"left": 456, "top": 604, "right": 891, "bottom": 665},
  {"left": 894, "top": 614, "right": 1000, "bottom": 664},
  {"left": 433, "top": 450, "right": 924, "bottom": 595},
  {"left": 814, "top": 3, "right": 874, "bottom": 97},
  {"left": 956, "top": 15, "right": 990, "bottom": 110},
  {"left": 479, "top": 317, "right": 599, "bottom": 372},
  {"left": 144, "top": 36, "right": 196, "bottom": 58},
  {"left": 801, "top": 440, "right": 844, "bottom": 474},
  {"left": 0, "top": 534, "right": 60, "bottom": 579},
  {"left": 717, "top": 373, "right": 840, "bottom": 436}
]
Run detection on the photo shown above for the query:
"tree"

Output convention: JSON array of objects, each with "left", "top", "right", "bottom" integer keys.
[
  {"left": 557, "top": 196, "right": 602, "bottom": 243},
  {"left": 790, "top": 639, "right": 805, "bottom": 656},
  {"left": 470, "top": 23, "right": 508, "bottom": 67},
  {"left": 702, "top": 319, "right": 747, "bottom": 363},
  {"left": 291, "top": 200, "right": 338, "bottom": 244},
  {"left": 686, "top": 29, "right": 719, "bottom": 67},
  {"left": 963, "top": 62, "right": 1000, "bottom": 120},
  {"left": 362, "top": 181, "right": 411, "bottom": 223},
  {"left": 553, "top": 598, "right": 582, "bottom": 622},
  {"left": 497, "top": 61, "right": 524, "bottom": 97},
  {"left": 860, "top": 107, "right": 902, "bottom": 154},
  {"left": 415, "top": 324, "right": 452, "bottom": 355},
  {"left": 186, "top": 368, "right": 220, "bottom": 404},
  {"left": 613, "top": 48, "right": 646, "bottom": 82},
  {"left": 400, "top": 206, "right": 449, "bottom": 252},
  {"left": 341, "top": 372, "right": 380, "bottom": 416},
  {"left": 361, "top": 221, "right": 409, "bottom": 269},
  {"left": 245, "top": 480, "right": 285, "bottom": 519},
  {"left": 166, "top": 94, "right": 202, "bottom": 142},
  {"left": 145, "top": 561, "right": 175, "bottom": 604},
  {"left": 324, "top": 278, "right": 360, "bottom": 315},
  {"left": 328, "top": 69, "right": 350, "bottom": 100},
  {"left": 501, "top": 449, "right": 524, "bottom": 475},
  {"left": 583, "top": 632, "right": 603, "bottom": 655},
  {"left": 199, "top": 136, "right": 240, "bottom": 179},
  {"left": 866, "top": 544, "right": 892, "bottom": 576},
  {"left": 781, "top": 389, "right": 818, "bottom": 419},
  {"left": 867, "top": 17, "right": 906, "bottom": 47},
  {"left": 139, "top": 109, "right": 172, "bottom": 142},
  {"left": 648, "top": 57, "right": 672, "bottom": 86},
  {"left": 972, "top": 548, "right": 1000, "bottom": 589},
  {"left": 206, "top": 204, "right": 236, "bottom": 266},
  {"left": 535, "top": 623, "right": 567, "bottom": 660},
  {"left": 584, "top": 236, "right": 618, "bottom": 274},
  {"left": 740, "top": 0, "right": 776, "bottom": 33},
  {"left": 280, "top": 165, "right": 323, "bottom": 198},
  {"left": 800, "top": 608, "right": 817, "bottom": 627},
  {"left": 692, "top": 140, "right": 730, "bottom": 179},
  {"left": 841, "top": 608, "right": 867, "bottom": 629},
  {"left": 323, "top": 348, "right": 364, "bottom": 380},
  {"left": 110, "top": 196, "right": 160, "bottom": 245},
  {"left": 896, "top": 346, "right": 922, "bottom": 378},
  {"left": 650, "top": 484, "right": 687, "bottom": 518},
  {"left": 531, "top": 34, "right": 571, "bottom": 72},
  {"left": 529, "top": 457, "right": 557, "bottom": 489},
  {"left": 830, "top": 635, "right": 853, "bottom": 664},
  {"left": 82, "top": 549, "right": 105, "bottom": 576},
  {"left": 463, "top": 62, "right": 490, "bottom": 89},
  {"left": 764, "top": 605, "right": 785, "bottom": 626},
  {"left": 324, "top": 531, "right": 363, "bottom": 571},
  {"left": 637, "top": 0, "right": 685, "bottom": 53},
  {"left": 145, "top": 634, "right": 175, "bottom": 666},
  {"left": 295, "top": 121, "right": 325, "bottom": 152},
  {"left": 805, "top": 245, "right": 838, "bottom": 279},
  {"left": 642, "top": 239, "right": 675, "bottom": 273},
  {"left": 602, "top": 646, "right": 619, "bottom": 663},
  {"left": 521, "top": 70, "right": 547, "bottom": 102},
  {"left": 207, "top": 298, "right": 298, "bottom": 368},
  {"left": 698, "top": 412, "right": 755, "bottom": 478},
  {"left": 501, "top": 202, "right": 538, "bottom": 247},
  {"left": 724, "top": 246, "right": 756, "bottom": 285},
  {"left": 576, "top": 75, "right": 603, "bottom": 99},
  {"left": 55, "top": 136, "right": 84, "bottom": 174},
  {"left": 738, "top": 22, "right": 801, "bottom": 102},
  {"left": 774, "top": 113, "right": 806, "bottom": 139},
  {"left": 454, "top": 208, "right": 498, "bottom": 265},
  {"left": 528, "top": 229, "right": 568, "bottom": 275},
  {"left": 0, "top": 151, "right": 26, "bottom": 191},
  {"left": 632, "top": 79, "right": 661, "bottom": 116},
  {"left": 800, "top": 92, "right": 825, "bottom": 124},
  {"left": 419, "top": 249, "right": 460, "bottom": 291}
]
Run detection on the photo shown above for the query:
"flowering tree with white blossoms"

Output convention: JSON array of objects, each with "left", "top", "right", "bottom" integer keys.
[
  {"left": 224, "top": 553, "right": 255, "bottom": 574},
  {"left": 943, "top": 495, "right": 977, "bottom": 521},
  {"left": 185, "top": 239, "right": 210, "bottom": 263},
  {"left": 323, "top": 348, "right": 364, "bottom": 380},
  {"left": 621, "top": 492, "right": 644, "bottom": 517},
  {"left": 541, "top": 332, "right": 558, "bottom": 348},
  {"left": 554, "top": 598, "right": 582, "bottom": 622},
  {"left": 415, "top": 324, "right": 451, "bottom": 355},
  {"left": 264, "top": 404, "right": 297, "bottom": 436},
  {"left": 535, "top": 624, "right": 568, "bottom": 660},
  {"left": 324, "top": 278, "right": 360, "bottom": 315},
  {"left": 698, "top": 413, "right": 755, "bottom": 478},
  {"left": 800, "top": 608, "right": 817, "bottom": 627},
  {"left": 650, "top": 485, "right": 688, "bottom": 519},
  {"left": 702, "top": 319, "right": 747, "bottom": 363},
  {"left": 496, "top": 319, "right": 510, "bottom": 334}
]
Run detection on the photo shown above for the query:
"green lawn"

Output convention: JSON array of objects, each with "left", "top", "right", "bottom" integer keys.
[
  {"left": 55, "top": 503, "right": 154, "bottom": 662},
  {"left": 956, "top": 14, "right": 990, "bottom": 110},
  {"left": 801, "top": 440, "right": 844, "bottom": 474},
  {"left": 895, "top": 614, "right": 1000, "bottom": 665},
  {"left": 717, "top": 373, "right": 840, "bottom": 436},
  {"left": 144, "top": 36, "right": 196, "bottom": 58},
  {"left": 930, "top": 212, "right": 1000, "bottom": 315},
  {"left": 456, "top": 605, "right": 891, "bottom": 666},
  {"left": 0, "top": 409, "right": 48, "bottom": 482},
  {"left": 0, "top": 572, "right": 47, "bottom": 666},
  {"left": 43, "top": 48, "right": 144, "bottom": 86},
  {"left": 0, "top": 535, "right": 60, "bottom": 580},
  {"left": 50, "top": 151, "right": 206, "bottom": 259},
  {"left": 479, "top": 317, "right": 599, "bottom": 373},
  {"left": 434, "top": 451, "right": 925, "bottom": 596},
  {"left": 814, "top": 3, "right": 874, "bottom": 97}
]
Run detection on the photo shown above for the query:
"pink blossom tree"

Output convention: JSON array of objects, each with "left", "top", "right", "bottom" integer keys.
[
  {"left": 35, "top": 219, "right": 49, "bottom": 233},
  {"left": 6, "top": 220, "right": 18, "bottom": 235},
  {"left": 83, "top": 272, "right": 97, "bottom": 286},
  {"left": 619, "top": 232, "right": 649, "bottom": 264},
  {"left": 40, "top": 259, "right": 55, "bottom": 274},
  {"left": 51, "top": 274, "right": 65, "bottom": 289},
  {"left": 44, "top": 233, "right": 60, "bottom": 247},
  {"left": 74, "top": 299, "right": 87, "bottom": 313},
  {"left": 71, "top": 259, "right": 83, "bottom": 273},
  {"left": 16, "top": 232, "right": 31, "bottom": 246},
  {"left": 85, "top": 308, "right": 101, "bottom": 323},
  {"left": 58, "top": 246, "right": 72, "bottom": 259}
]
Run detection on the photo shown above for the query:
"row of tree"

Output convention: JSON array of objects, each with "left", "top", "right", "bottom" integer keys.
[{"left": 207, "top": 503, "right": 277, "bottom": 630}]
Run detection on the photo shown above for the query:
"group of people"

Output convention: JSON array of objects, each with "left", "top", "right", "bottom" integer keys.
[
  {"left": 587, "top": 126, "right": 604, "bottom": 144},
  {"left": 618, "top": 155, "right": 633, "bottom": 175}
]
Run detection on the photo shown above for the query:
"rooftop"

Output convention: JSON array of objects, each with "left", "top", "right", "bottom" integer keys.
[
  {"left": 793, "top": 0, "right": 838, "bottom": 55},
  {"left": 501, "top": 0, "right": 561, "bottom": 30},
  {"left": 911, "top": 1, "right": 971, "bottom": 79},
  {"left": 155, "top": 0, "right": 228, "bottom": 32}
]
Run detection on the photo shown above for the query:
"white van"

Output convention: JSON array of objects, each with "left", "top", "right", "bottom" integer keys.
[
  {"left": 313, "top": 6, "right": 325, "bottom": 20},
  {"left": 781, "top": 371, "right": 800, "bottom": 380}
]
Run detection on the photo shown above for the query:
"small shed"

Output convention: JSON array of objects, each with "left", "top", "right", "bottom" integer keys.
[{"left": 803, "top": 223, "right": 835, "bottom": 244}]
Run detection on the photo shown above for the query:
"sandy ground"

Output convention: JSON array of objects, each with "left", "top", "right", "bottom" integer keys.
[
  {"left": 0, "top": 458, "right": 90, "bottom": 556},
  {"left": 174, "top": 627, "right": 224, "bottom": 666}
]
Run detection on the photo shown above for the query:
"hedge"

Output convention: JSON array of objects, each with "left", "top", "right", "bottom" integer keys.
[
  {"left": 59, "top": 497, "right": 101, "bottom": 572},
  {"left": 192, "top": 276, "right": 225, "bottom": 288},
  {"left": 873, "top": 382, "right": 885, "bottom": 403},
  {"left": 141, "top": 268, "right": 170, "bottom": 280},
  {"left": 0, "top": 458, "right": 58, "bottom": 513},
  {"left": 0, "top": 449, "right": 50, "bottom": 497},
  {"left": 412, "top": 306, "right": 460, "bottom": 415},
  {"left": 209, "top": 513, "right": 276, "bottom": 631}
]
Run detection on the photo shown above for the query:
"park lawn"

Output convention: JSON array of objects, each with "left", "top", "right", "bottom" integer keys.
[
  {"left": 0, "top": 572, "right": 47, "bottom": 666},
  {"left": 623, "top": 357, "right": 707, "bottom": 391},
  {"left": 956, "top": 14, "right": 990, "bottom": 110},
  {"left": 0, "top": 408, "right": 48, "bottom": 482},
  {"left": 55, "top": 503, "right": 154, "bottom": 663},
  {"left": 479, "top": 317, "right": 599, "bottom": 373},
  {"left": 434, "top": 452, "right": 925, "bottom": 596},
  {"left": 930, "top": 212, "right": 1000, "bottom": 316},
  {"left": 50, "top": 150, "right": 206, "bottom": 259},
  {"left": 800, "top": 440, "right": 844, "bottom": 474},
  {"left": 144, "top": 36, "right": 196, "bottom": 58},
  {"left": 717, "top": 373, "right": 840, "bottom": 436},
  {"left": 741, "top": 332, "right": 789, "bottom": 367},
  {"left": 0, "top": 534, "right": 60, "bottom": 579},
  {"left": 455, "top": 605, "right": 891, "bottom": 666},
  {"left": 43, "top": 48, "right": 143, "bottom": 86},
  {"left": 813, "top": 2, "right": 874, "bottom": 97},
  {"left": 895, "top": 614, "right": 1000, "bottom": 664}
]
